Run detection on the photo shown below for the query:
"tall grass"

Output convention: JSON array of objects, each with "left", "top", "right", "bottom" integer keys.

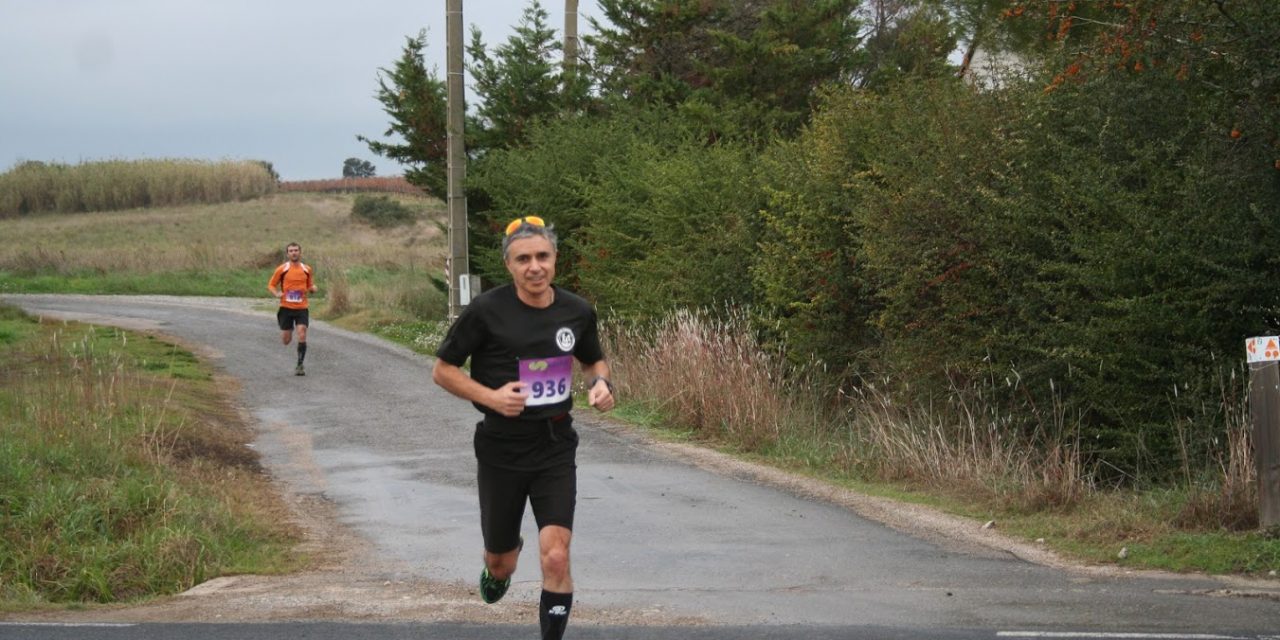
[
  {"left": 604, "top": 308, "right": 827, "bottom": 452},
  {"left": 1172, "top": 374, "right": 1258, "bottom": 531},
  {"left": 839, "top": 376, "right": 1089, "bottom": 512},
  {"left": 0, "top": 159, "right": 276, "bottom": 217},
  {"left": 0, "top": 307, "right": 300, "bottom": 604}
]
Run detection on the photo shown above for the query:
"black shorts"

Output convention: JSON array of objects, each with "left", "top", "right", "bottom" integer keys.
[
  {"left": 477, "top": 458, "right": 577, "bottom": 554},
  {"left": 277, "top": 308, "right": 309, "bottom": 331}
]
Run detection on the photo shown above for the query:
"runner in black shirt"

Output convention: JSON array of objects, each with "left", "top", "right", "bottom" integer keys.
[{"left": 433, "top": 216, "right": 614, "bottom": 640}]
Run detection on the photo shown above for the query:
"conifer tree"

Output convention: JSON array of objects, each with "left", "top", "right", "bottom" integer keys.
[
  {"left": 587, "top": 0, "right": 865, "bottom": 138},
  {"left": 358, "top": 30, "right": 448, "bottom": 196},
  {"left": 467, "top": 1, "right": 583, "bottom": 152}
]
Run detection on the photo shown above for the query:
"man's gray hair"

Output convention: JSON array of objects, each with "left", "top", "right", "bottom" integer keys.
[{"left": 502, "top": 221, "right": 558, "bottom": 260}]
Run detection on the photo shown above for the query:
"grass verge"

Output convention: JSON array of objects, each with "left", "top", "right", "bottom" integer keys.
[{"left": 0, "top": 304, "right": 303, "bottom": 608}]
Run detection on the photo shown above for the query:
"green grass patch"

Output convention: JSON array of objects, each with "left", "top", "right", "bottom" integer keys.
[
  {"left": 1124, "top": 531, "right": 1280, "bottom": 574},
  {"left": 370, "top": 319, "right": 451, "bottom": 354},
  {"left": 0, "top": 302, "right": 38, "bottom": 345},
  {"left": 0, "top": 269, "right": 277, "bottom": 298},
  {"left": 0, "top": 304, "right": 302, "bottom": 606}
]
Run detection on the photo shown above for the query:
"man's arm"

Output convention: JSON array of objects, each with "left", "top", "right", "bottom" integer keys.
[
  {"left": 432, "top": 359, "right": 528, "bottom": 417},
  {"left": 266, "top": 270, "right": 282, "bottom": 299},
  {"left": 581, "top": 360, "right": 615, "bottom": 412}
]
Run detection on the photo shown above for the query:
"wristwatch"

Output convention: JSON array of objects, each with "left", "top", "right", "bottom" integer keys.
[{"left": 587, "top": 375, "right": 615, "bottom": 396}]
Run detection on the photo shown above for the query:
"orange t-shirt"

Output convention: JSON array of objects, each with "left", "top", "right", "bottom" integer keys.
[{"left": 269, "top": 261, "right": 313, "bottom": 310}]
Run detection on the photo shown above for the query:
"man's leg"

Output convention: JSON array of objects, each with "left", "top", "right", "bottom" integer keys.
[
  {"left": 538, "top": 525, "right": 573, "bottom": 640},
  {"left": 477, "top": 461, "right": 529, "bottom": 603},
  {"left": 278, "top": 309, "right": 293, "bottom": 345},
  {"left": 530, "top": 458, "right": 576, "bottom": 640},
  {"left": 484, "top": 542, "right": 522, "bottom": 581},
  {"left": 538, "top": 525, "right": 572, "bottom": 592},
  {"left": 295, "top": 323, "right": 308, "bottom": 369}
]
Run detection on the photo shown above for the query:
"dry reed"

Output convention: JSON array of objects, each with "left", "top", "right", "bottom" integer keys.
[
  {"left": 604, "top": 308, "right": 1092, "bottom": 508},
  {"left": 0, "top": 158, "right": 276, "bottom": 217}
]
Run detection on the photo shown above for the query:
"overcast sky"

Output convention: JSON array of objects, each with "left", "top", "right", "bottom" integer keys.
[{"left": 0, "top": 0, "right": 599, "bottom": 180}]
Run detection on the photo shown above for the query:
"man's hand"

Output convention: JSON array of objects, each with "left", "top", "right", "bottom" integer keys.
[
  {"left": 588, "top": 378, "right": 615, "bottom": 412},
  {"left": 488, "top": 381, "right": 530, "bottom": 417}
]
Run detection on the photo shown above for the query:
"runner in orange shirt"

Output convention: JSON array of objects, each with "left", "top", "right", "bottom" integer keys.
[{"left": 267, "top": 242, "right": 318, "bottom": 376}]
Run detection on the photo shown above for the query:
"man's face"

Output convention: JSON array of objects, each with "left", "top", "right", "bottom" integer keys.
[
  {"left": 504, "top": 235, "right": 556, "bottom": 298},
  {"left": 286, "top": 245, "right": 301, "bottom": 262}
]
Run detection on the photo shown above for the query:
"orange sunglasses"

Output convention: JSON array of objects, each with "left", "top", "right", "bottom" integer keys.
[{"left": 504, "top": 215, "right": 546, "bottom": 237}]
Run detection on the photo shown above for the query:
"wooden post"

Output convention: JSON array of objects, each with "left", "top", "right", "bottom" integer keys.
[{"left": 1248, "top": 358, "right": 1280, "bottom": 528}]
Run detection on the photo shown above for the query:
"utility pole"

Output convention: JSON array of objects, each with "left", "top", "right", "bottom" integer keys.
[
  {"left": 563, "top": 0, "right": 579, "bottom": 74},
  {"left": 446, "top": 0, "right": 474, "bottom": 319}
]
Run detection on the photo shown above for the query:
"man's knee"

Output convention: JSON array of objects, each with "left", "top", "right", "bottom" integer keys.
[
  {"left": 485, "top": 548, "right": 520, "bottom": 579},
  {"left": 539, "top": 528, "right": 572, "bottom": 579},
  {"left": 541, "top": 546, "right": 570, "bottom": 579}
]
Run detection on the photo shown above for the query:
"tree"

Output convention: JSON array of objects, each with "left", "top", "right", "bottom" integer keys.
[
  {"left": 466, "top": 0, "right": 587, "bottom": 152},
  {"left": 358, "top": 30, "right": 448, "bottom": 196},
  {"left": 854, "top": 0, "right": 959, "bottom": 89},
  {"left": 342, "top": 157, "right": 376, "bottom": 178},
  {"left": 586, "top": 0, "right": 866, "bottom": 139}
]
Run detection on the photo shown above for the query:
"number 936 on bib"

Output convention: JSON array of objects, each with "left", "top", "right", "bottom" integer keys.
[{"left": 518, "top": 355, "right": 572, "bottom": 406}]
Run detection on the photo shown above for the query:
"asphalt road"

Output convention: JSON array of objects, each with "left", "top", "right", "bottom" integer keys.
[{"left": 3, "top": 294, "right": 1279, "bottom": 639}]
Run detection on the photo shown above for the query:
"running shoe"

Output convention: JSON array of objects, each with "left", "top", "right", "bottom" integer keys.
[
  {"left": 478, "top": 535, "right": 522, "bottom": 604},
  {"left": 295, "top": 364, "right": 305, "bottom": 376},
  {"left": 479, "top": 567, "right": 511, "bottom": 604}
]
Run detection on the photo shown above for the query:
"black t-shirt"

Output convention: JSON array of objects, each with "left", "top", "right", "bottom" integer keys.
[{"left": 435, "top": 283, "right": 605, "bottom": 469}]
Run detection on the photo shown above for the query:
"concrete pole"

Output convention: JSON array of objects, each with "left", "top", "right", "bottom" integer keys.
[
  {"left": 1248, "top": 360, "right": 1280, "bottom": 528},
  {"left": 564, "top": 0, "right": 579, "bottom": 75},
  {"left": 446, "top": 0, "right": 470, "bottom": 319}
]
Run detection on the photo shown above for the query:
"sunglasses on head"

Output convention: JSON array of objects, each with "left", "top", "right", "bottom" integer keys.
[{"left": 504, "top": 215, "right": 546, "bottom": 237}]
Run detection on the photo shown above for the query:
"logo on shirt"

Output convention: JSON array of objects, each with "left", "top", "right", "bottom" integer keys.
[{"left": 555, "top": 327, "right": 575, "bottom": 352}]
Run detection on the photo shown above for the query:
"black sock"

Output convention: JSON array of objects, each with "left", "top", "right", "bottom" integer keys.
[
  {"left": 297, "top": 341, "right": 307, "bottom": 364},
  {"left": 539, "top": 590, "right": 572, "bottom": 640}
]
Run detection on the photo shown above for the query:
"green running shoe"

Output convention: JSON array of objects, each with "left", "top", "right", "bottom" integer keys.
[
  {"left": 478, "top": 535, "right": 522, "bottom": 604},
  {"left": 295, "top": 363, "right": 305, "bottom": 376},
  {"left": 479, "top": 567, "right": 511, "bottom": 604}
]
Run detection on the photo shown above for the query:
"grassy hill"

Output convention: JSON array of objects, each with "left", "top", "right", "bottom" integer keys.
[{"left": 0, "top": 192, "right": 450, "bottom": 348}]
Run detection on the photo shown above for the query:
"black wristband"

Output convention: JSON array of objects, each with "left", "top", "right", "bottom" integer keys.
[{"left": 588, "top": 375, "right": 615, "bottom": 396}]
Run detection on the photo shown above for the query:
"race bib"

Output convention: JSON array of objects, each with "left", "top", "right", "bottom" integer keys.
[
  {"left": 285, "top": 289, "right": 304, "bottom": 303},
  {"left": 518, "top": 355, "right": 572, "bottom": 406}
]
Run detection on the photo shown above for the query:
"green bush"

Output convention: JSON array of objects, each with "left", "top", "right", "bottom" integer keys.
[
  {"left": 350, "top": 194, "right": 418, "bottom": 228},
  {"left": 468, "top": 107, "right": 764, "bottom": 316},
  {"left": 753, "top": 67, "right": 1280, "bottom": 481},
  {"left": 572, "top": 136, "right": 762, "bottom": 316},
  {"left": 467, "top": 111, "right": 654, "bottom": 290}
]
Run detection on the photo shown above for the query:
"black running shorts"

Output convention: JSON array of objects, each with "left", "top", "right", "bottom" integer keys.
[
  {"left": 477, "top": 458, "right": 577, "bottom": 554},
  {"left": 277, "top": 307, "right": 309, "bottom": 330}
]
